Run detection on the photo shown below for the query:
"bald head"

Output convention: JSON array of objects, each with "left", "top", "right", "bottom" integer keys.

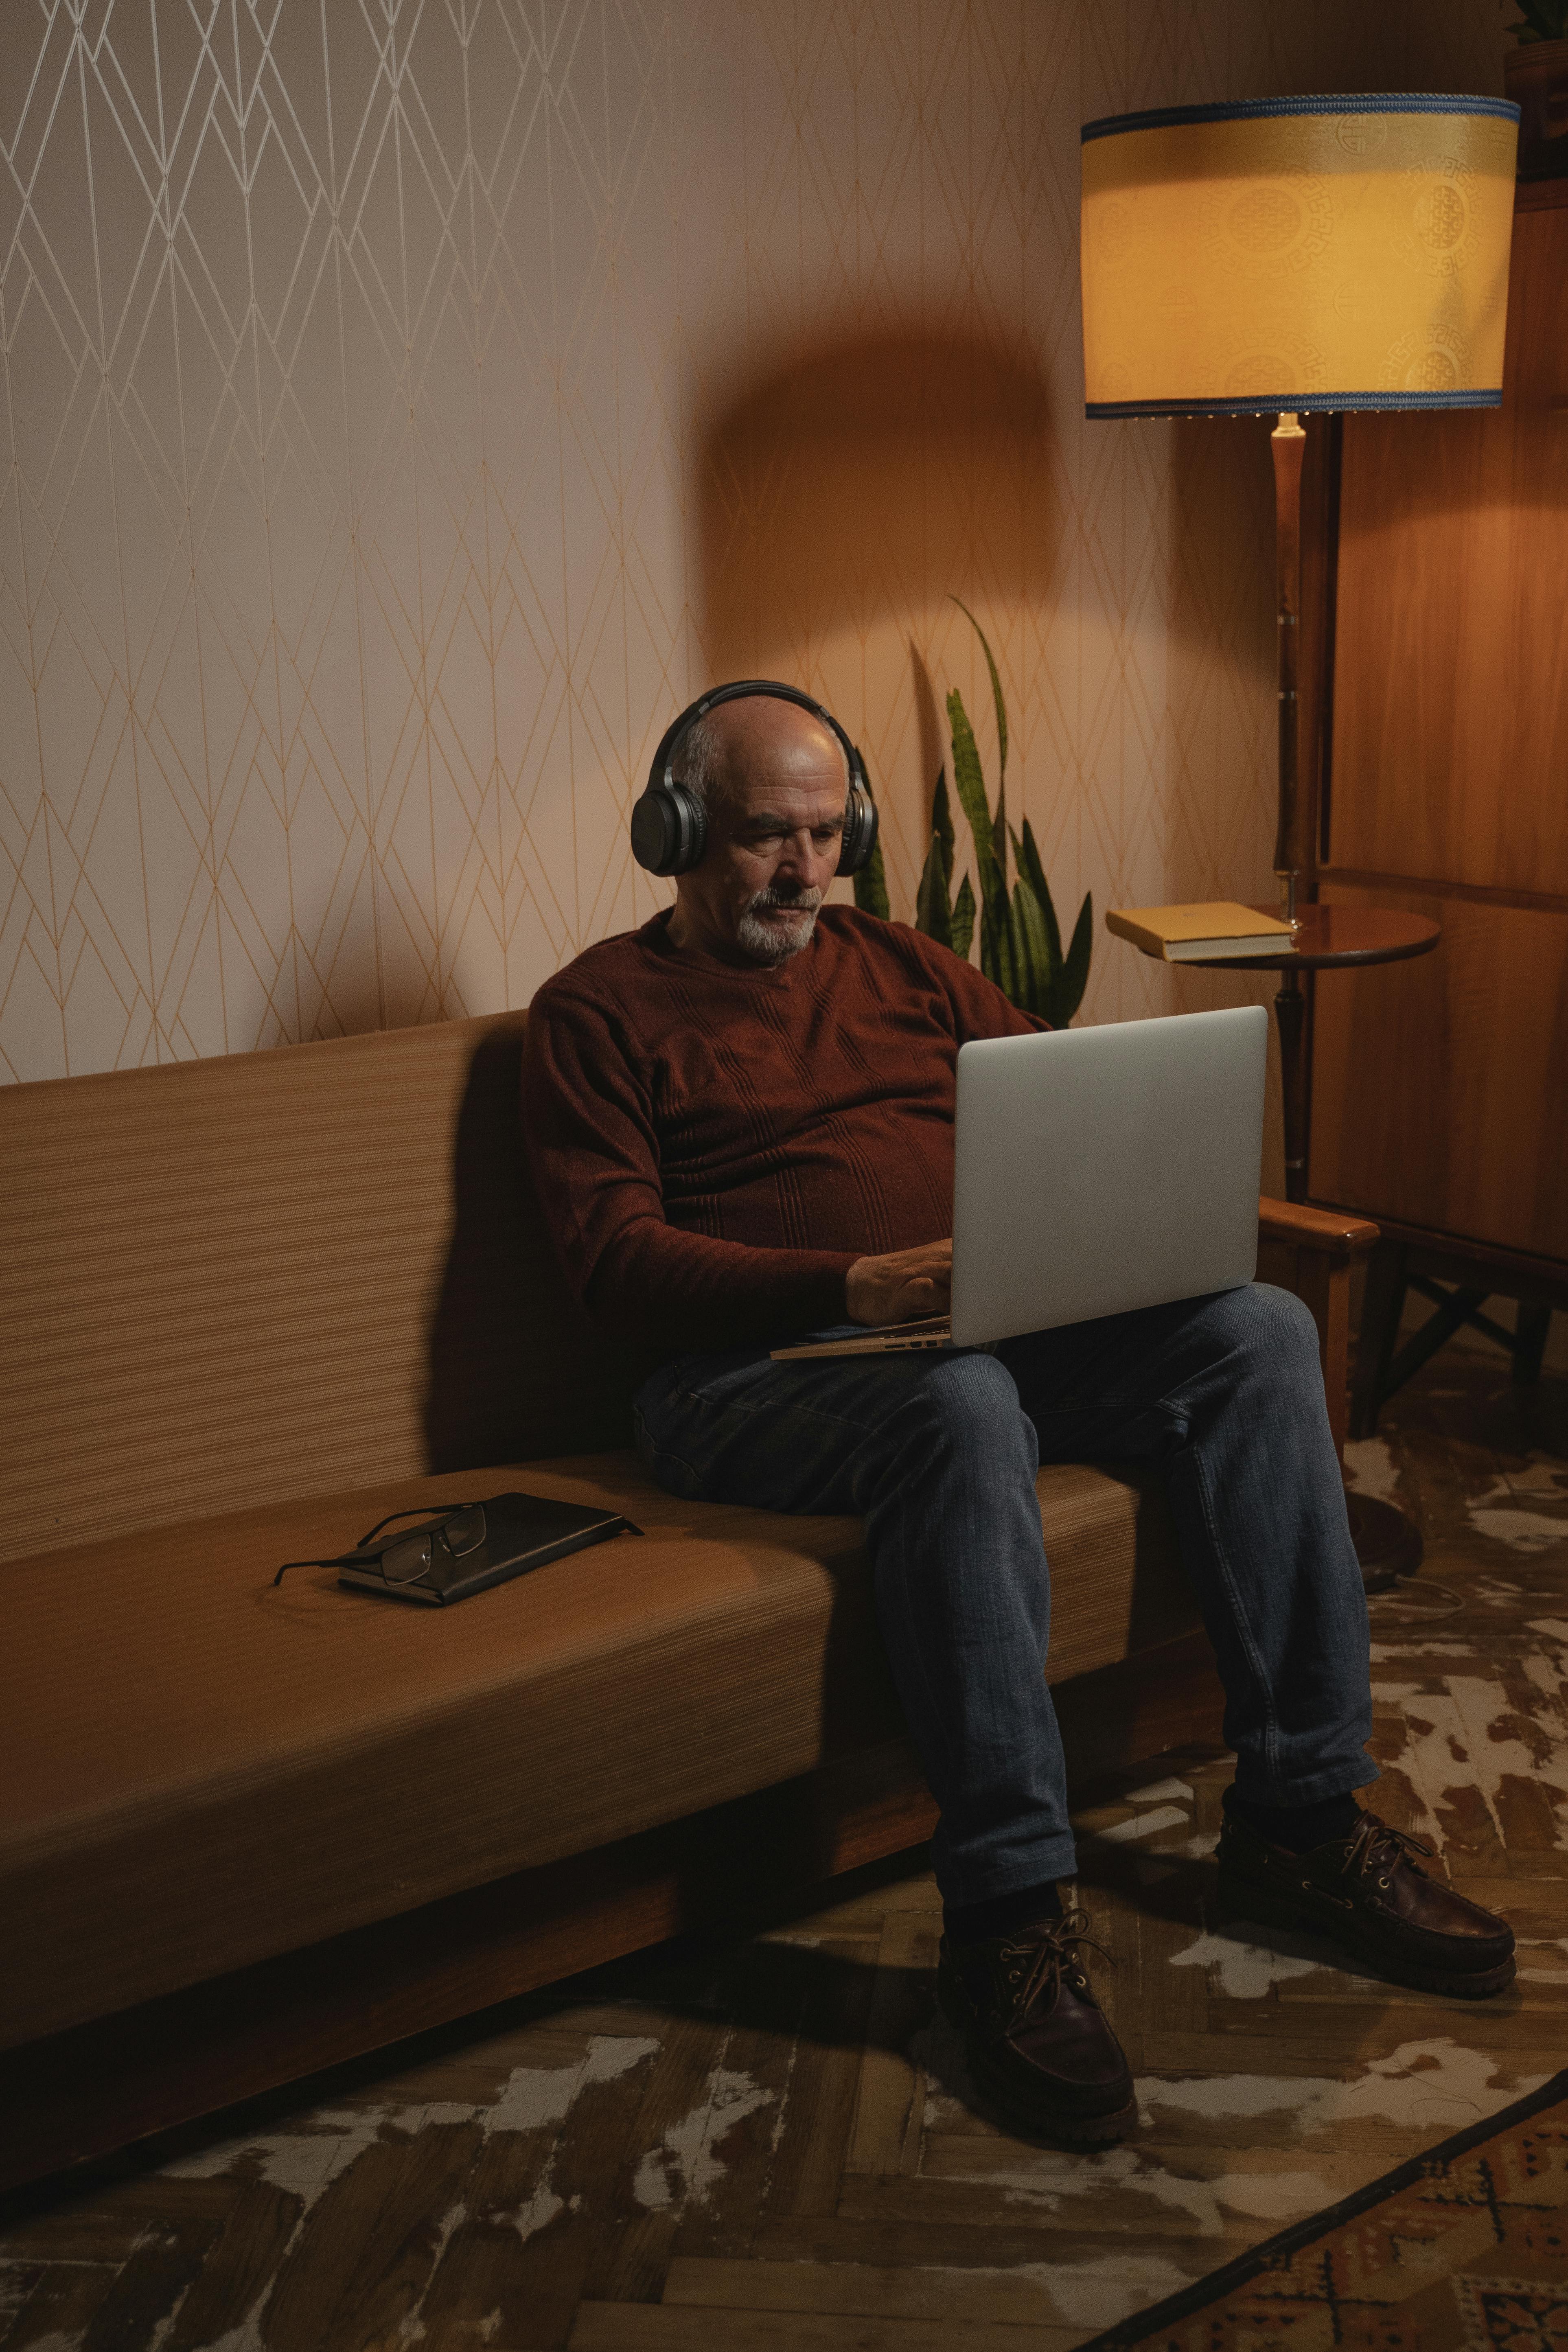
[
  {"left": 666, "top": 694, "right": 851, "bottom": 967},
  {"left": 677, "top": 696, "right": 848, "bottom": 820}
]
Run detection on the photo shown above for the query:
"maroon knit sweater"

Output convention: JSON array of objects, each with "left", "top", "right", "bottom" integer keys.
[{"left": 521, "top": 906, "right": 1042, "bottom": 1353}]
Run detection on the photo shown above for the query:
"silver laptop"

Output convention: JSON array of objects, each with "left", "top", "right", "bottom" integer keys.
[{"left": 773, "top": 1005, "right": 1266, "bottom": 1357}]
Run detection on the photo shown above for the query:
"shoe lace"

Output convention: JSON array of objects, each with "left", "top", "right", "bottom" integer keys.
[
  {"left": 994, "top": 1909, "right": 1112, "bottom": 2022},
  {"left": 1346, "top": 1813, "right": 1434, "bottom": 1893}
]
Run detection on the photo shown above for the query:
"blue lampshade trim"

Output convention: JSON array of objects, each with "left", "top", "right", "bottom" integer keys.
[
  {"left": 1085, "top": 390, "right": 1504, "bottom": 418},
  {"left": 1082, "top": 94, "right": 1520, "bottom": 142}
]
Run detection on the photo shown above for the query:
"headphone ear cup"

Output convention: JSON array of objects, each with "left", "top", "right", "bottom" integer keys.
[
  {"left": 629, "top": 789, "right": 675, "bottom": 875},
  {"left": 631, "top": 784, "right": 707, "bottom": 876},
  {"left": 835, "top": 778, "right": 878, "bottom": 877}
]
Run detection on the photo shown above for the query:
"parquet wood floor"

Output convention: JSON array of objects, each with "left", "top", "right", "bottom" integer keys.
[{"left": 4, "top": 1353, "right": 1566, "bottom": 2351}]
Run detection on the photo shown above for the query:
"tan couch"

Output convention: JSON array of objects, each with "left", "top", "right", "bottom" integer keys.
[{"left": 0, "top": 1012, "right": 1375, "bottom": 2191}]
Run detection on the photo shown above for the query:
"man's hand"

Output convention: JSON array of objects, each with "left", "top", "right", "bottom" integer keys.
[{"left": 846, "top": 1239, "right": 952, "bottom": 1327}]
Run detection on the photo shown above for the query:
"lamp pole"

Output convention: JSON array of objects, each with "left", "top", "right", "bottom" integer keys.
[
  {"left": 1270, "top": 411, "right": 1311, "bottom": 1198},
  {"left": 1271, "top": 410, "right": 1308, "bottom": 923}
]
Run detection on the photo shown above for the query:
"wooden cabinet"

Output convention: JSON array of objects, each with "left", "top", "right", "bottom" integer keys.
[{"left": 1309, "top": 183, "right": 1568, "bottom": 1272}]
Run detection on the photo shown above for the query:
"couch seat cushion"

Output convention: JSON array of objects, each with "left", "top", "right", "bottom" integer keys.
[{"left": 2, "top": 1452, "right": 1190, "bottom": 2048}]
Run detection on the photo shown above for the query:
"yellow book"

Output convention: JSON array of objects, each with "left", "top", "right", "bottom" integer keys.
[{"left": 1105, "top": 900, "right": 1296, "bottom": 962}]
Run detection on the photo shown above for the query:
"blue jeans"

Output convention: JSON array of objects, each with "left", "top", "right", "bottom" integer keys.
[{"left": 633, "top": 1283, "right": 1375, "bottom": 1907}]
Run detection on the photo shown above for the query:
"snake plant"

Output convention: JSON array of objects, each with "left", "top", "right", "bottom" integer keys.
[{"left": 856, "top": 600, "right": 1092, "bottom": 1026}]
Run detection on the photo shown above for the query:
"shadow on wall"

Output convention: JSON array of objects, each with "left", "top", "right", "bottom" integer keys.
[
  {"left": 423, "top": 1021, "right": 655, "bottom": 1473},
  {"left": 697, "top": 331, "right": 1059, "bottom": 688}
]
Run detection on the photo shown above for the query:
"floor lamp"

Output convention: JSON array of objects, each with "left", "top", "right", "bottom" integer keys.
[
  {"left": 1080, "top": 95, "right": 1519, "bottom": 1588},
  {"left": 1079, "top": 92, "right": 1518, "bottom": 1165}
]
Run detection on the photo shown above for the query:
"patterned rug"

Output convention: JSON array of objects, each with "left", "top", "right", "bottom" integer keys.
[{"left": 1085, "top": 2069, "right": 1568, "bottom": 2351}]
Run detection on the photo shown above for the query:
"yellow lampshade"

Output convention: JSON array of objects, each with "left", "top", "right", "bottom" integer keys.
[{"left": 1080, "top": 96, "right": 1519, "bottom": 416}]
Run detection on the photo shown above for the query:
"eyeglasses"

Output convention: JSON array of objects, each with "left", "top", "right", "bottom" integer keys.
[{"left": 272, "top": 1502, "right": 486, "bottom": 1591}]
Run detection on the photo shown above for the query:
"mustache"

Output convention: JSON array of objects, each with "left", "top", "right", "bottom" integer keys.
[{"left": 747, "top": 883, "right": 824, "bottom": 916}]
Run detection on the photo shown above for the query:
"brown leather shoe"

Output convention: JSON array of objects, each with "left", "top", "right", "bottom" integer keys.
[
  {"left": 937, "top": 1909, "right": 1137, "bottom": 2145},
  {"left": 1215, "top": 1806, "right": 1515, "bottom": 1997}
]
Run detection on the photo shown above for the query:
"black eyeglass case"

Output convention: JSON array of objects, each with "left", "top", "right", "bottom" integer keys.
[{"left": 337, "top": 1491, "right": 642, "bottom": 1606}]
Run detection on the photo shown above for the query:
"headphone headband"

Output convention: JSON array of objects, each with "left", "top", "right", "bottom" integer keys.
[
  {"left": 630, "top": 680, "right": 878, "bottom": 880},
  {"left": 648, "top": 680, "right": 855, "bottom": 796}
]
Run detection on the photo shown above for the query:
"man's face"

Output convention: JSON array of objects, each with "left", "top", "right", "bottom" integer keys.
[{"left": 670, "top": 703, "right": 848, "bottom": 967}]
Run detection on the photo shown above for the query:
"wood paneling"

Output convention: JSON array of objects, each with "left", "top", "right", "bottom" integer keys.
[
  {"left": 1328, "top": 199, "right": 1568, "bottom": 900},
  {"left": 1312, "top": 182, "right": 1568, "bottom": 1274},
  {"left": 1309, "top": 880, "right": 1568, "bottom": 1261}
]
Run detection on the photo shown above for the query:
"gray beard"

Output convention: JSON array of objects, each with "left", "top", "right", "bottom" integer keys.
[{"left": 736, "top": 889, "right": 823, "bottom": 966}]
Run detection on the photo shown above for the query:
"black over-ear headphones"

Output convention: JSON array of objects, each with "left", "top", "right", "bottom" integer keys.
[{"left": 629, "top": 680, "right": 878, "bottom": 879}]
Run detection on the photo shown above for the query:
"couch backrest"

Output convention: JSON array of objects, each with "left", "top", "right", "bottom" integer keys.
[{"left": 2, "top": 1016, "right": 651, "bottom": 1562}]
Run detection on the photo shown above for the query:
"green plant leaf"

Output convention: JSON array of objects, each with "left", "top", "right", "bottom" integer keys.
[
  {"left": 1012, "top": 821, "right": 1062, "bottom": 973},
  {"left": 950, "top": 596, "right": 1007, "bottom": 785},
  {"left": 946, "top": 687, "right": 995, "bottom": 879},
  {"left": 1005, "top": 874, "right": 1056, "bottom": 1018},
  {"left": 852, "top": 834, "right": 890, "bottom": 920},
  {"left": 981, "top": 890, "right": 1015, "bottom": 990},
  {"left": 951, "top": 874, "right": 976, "bottom": 962},
  {"left": 931, "top": 765, "right": 955, "bottom": 890},
  {"left": 951, "top": 596, "right": 1009, "bottom": 867},
  {"left": 914, "top": 834, "right": 953, "bottom": 949},
  {"left": 939, "top": 593, "right": 1089, "bottom": 1018},
  {"left": 1045, "top": 891, "right": 1094, "bottom": 1026},
  {"left": 978, "top": 852, "right": 1017, "bottom": 993},
  {"left": 979, "top": 898, "right": 1003, "bottom": 993},
  {"left": 948, "top": 683, "right": 1010, "bottom": 983}
]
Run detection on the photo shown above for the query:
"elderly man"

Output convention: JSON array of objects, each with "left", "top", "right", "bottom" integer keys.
[{"left": 521, "top": 687, "right": 1513, "bottom": 2147}]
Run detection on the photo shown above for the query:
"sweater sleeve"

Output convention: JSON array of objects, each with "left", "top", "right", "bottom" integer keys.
[{"left": 521, "top": 984, "right": 856, "bottom": 1353}]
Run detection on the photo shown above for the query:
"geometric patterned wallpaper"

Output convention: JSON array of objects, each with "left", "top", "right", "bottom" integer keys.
[{"left": 0, "top": 0, "right": 1507, "bottom": 1088}]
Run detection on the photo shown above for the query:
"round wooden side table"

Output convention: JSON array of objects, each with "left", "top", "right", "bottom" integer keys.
[
  {"left": 1174, "top": 903, "right": 1441, "bottom": 1594},
  {"left": 1177, "top": 904, "right": 1440, "bottom": 1203}
]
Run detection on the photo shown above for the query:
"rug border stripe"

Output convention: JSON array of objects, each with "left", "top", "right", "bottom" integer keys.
[{"left": 1075, "top": 2065, "right": 1568, "bottom": 2351}]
